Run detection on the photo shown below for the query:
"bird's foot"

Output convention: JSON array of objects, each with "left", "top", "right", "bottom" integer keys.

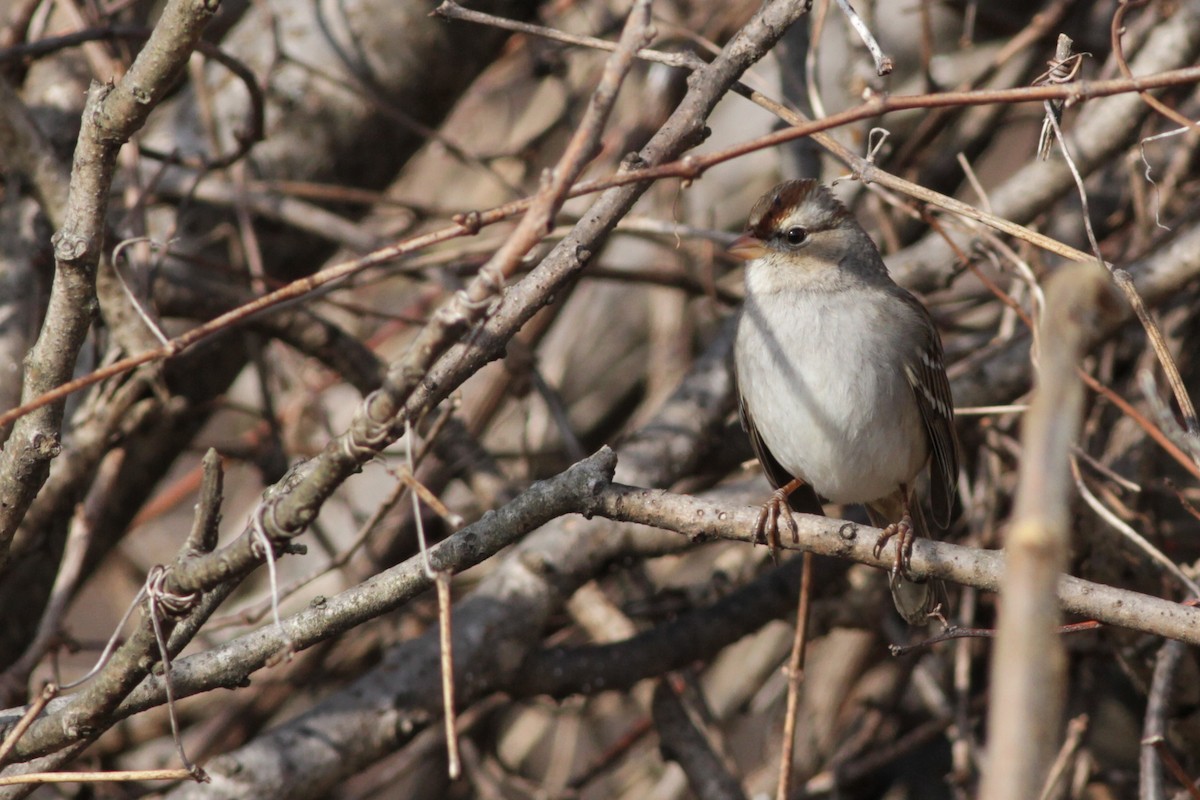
[
  {"left": 873, "top": 513, "right": 915, "bottom": 576},
  {"left": 753, "top": 486, "right": 799, "bottom": 562}
]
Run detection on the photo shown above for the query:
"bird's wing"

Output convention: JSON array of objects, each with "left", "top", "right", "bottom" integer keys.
[{"left": 900, "top": 295, "right": 961, "bottom": 529}]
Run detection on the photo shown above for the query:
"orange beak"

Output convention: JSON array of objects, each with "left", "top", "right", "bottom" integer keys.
[{"left": 727, "top": 233, "right": 768, "bottom": 261}]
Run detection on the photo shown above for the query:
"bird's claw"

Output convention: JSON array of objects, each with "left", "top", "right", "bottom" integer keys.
[
  {"left": 753, "top": 487, "right": 799, "bottom": 562},
  {"left": 873, "top": 513, "right": 914, "bottom": 576}
]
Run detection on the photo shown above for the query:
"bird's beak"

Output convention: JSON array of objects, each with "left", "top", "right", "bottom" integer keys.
[{"left": 728, "top": 233, "right": 767, "bottom": 261}]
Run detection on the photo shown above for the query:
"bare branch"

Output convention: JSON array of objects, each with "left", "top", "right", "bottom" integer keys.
[{"left": 980, "top": 263, "right": 1118, "bottom": 800}]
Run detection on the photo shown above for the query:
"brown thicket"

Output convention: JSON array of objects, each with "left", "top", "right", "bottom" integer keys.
[{"left": 1, "top": 0, "right": 1200, "bottom": 798}]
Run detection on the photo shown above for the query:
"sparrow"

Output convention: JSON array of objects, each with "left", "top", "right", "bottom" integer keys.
[{"left": 729, "top": 179, "right": 960, "bottom": 625}]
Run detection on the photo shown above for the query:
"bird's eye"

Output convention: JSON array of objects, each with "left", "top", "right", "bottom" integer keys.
[{"left": 783, "top": 226, "right": 808, "bottom": 246}]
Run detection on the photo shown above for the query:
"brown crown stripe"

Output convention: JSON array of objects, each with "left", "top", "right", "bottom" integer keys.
[{"left": 746, "top": 179, "right": 853, "bottom": 238}]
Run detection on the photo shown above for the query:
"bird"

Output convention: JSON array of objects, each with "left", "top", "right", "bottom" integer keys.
[{"left": 729, "top": 179, "right": 960, "bottom": 624}]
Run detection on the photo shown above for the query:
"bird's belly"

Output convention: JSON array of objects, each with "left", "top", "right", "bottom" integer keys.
[{"left": 736, "top": 301, "right": 928, "bottom": 504}]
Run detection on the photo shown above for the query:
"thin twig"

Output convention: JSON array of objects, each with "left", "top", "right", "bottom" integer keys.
[
  {"left": 889, "top": 620, "right": 1101, "bottom": 656},
  {"left": 465, "top": 0, "right": 653, "bottom": 291},
  {"left": 207, "top": 407, "right": 456, "bottom": 630},
  {"left": 832, "top": 0, "right": 893, "bottom": 76},
  {"left": 805, "top": 0, "right": 831, "bottom": 119},
  {"left": 397, "top": 467, "right": 465, "bottom": 530},
  {"left": 1071, "top": 459, "right": 1200, "bottom": 598},
  {"left": 436, "top": 572, "right": 460, "bottom": 780},
  {"left": 56, "top": 586, "right": 147, "bottom": 692},
  {"left": 109, "top": 237, "right": 171, "bottom": 347},
  {"left": 956, "top": 405, "right": 1029, "bottom": 416},
  {"left": 1045, "top": 94, "right": 1200, "bottom": 470},
  {"left": 1113, "top": 270, "right": 1200, "bottom": 455},
  {"left": 7, "top": 64, "right": 1200, "bottom": 432},
  {"left": 1042, "top": 90, "right": 1103, "bottom": 260},
  {"left": 1036, "top": 34, "right": 1083, "bottom": 160},
  {"left": 1140, "top": 637, "right": 1188, "bottom": 800},
  {"left": 1143, "top": 382, "right": 1200, "bottom": 478},
  {"left": 1039, "top": 714, "right": 1089, "bottom": 800},
  {"left": 1145, "top": 737, "right": 1200, "bottom": 800},
  {"left": 1072, "top": 446, "right": 1143, "bottom": 493},
  {"left": 145, "top": 567, "right": 204, "bottom": 779},
  {"left": 0, "top": 685, "right": 55, "bottom": 768},
  {"left": 249, "top": 505, "right": 293, "bottom": 658},
  {"left": 1111, "top": 0, "right": 1199, "bottom": 132},
  {"left": 776, "top": 552, "right": 813, "bottom": 800},
  {"left": 402, "top": 416, "right": 456, "bottom": 778},
  {"left": 1079, "top": 370, "right": 1200, "bottom": 481},
  {"left": 433, "top": 0, "right": 697, "bottom": 71},
  {"left": 0, "top": 768, "right": 200, "bottom": 787},
  {"left": 956, "top": 152, "right": 992, "bottom": 212}
]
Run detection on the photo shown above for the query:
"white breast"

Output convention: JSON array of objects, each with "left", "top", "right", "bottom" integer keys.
[{"left": 735, "top": 282, "right": 928, "bottom": 505}]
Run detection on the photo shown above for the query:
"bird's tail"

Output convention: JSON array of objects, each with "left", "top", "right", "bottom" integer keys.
[{"left": 866, "top": 490, "right": 944, "bottom": 626}]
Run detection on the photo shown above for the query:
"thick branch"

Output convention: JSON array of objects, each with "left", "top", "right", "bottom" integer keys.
[
  {"left": 0, "top": 448, "right": 618, "bottom": 762},
  {"left": 576, "top": 484, "right": 1200, "bottom": 646},
  {"left": 980, "top": 263, "right": 1117, "bottom": 800},
  {"left": 0, "top": 0, "right": 220, "bottom": 566}
]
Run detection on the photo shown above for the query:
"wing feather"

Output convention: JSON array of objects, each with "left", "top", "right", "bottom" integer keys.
[{"left": 898, "top": 293, "right": 961, "bottom": 529}]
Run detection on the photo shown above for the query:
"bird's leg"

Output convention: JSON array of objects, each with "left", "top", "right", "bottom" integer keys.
[
  {"left": 872, "top": 484, "right": 915, "bottom": 576},
  {"left": 753, "top": 477, "right": 805, "bottom": 561}
]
